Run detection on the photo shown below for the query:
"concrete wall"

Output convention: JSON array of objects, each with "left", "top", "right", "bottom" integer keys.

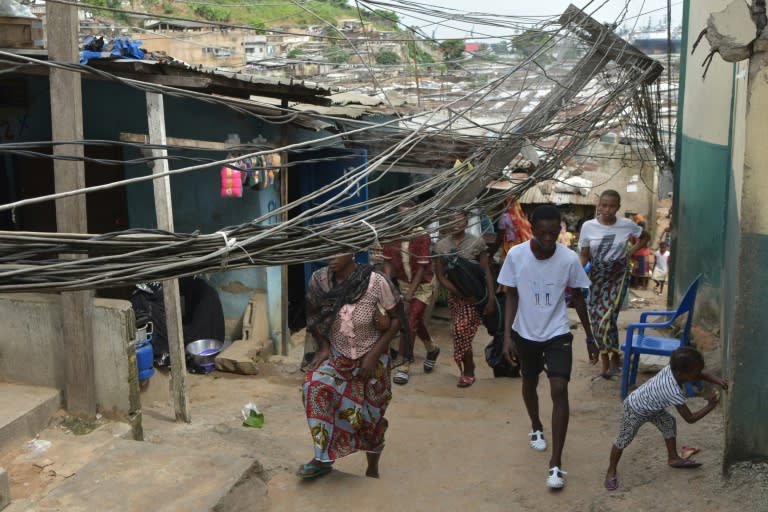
[
  {"left": 0, "top": 294, "right": 140, "bottom": 421},
  {"left": 679, "top": 0, "right": 768, "bottom": 466},
  {"left": 674, "top": 0, "right": 734, "bottom": 327},
  {"left": 138, "top": 29, "right": 251, "bottom": 68}
]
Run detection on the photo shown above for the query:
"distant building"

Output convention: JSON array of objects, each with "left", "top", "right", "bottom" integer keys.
[{"left": 243, "top": 35, "right": 268, "bottom": 64}]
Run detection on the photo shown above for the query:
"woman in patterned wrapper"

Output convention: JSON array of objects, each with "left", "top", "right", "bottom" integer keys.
[
  {"left": 579, "top": 190, "right": 646, "bottom": 378},
  {"left": 297, "top": 253, "right": 401, "bottom": 479},
  {"left": 434, "top": 211, "right": 497, "bottom": 388}
]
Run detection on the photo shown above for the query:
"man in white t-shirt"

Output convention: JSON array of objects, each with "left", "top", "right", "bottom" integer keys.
[{"left": 498, "top": 205, "right": 598, "bottom": 490}]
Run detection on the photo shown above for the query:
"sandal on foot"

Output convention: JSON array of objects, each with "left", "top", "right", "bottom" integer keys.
[
  {"left": 669, "top": 458, "right": 702, "bottom": 469},
  {"left": 529, "top": 430, "right": 547, "bottom": 451},
  {"left": 680, "top": 446, "right": 700, "bottom": 459},
  {"left": 604, "top": 477, "right": 619, "bottom": 491},
  {"left": 456, "top": 375, "right": 475, "bottom": 388},
  {"left": 296, "top": 463, "right": 332, "bottom": 479},
  {"left": 393, "top": 370, "right": 409, "bottom": 385},
  {"left": 423, "top": 347, "right": 440, "bottom": 373},
  {"left": 546, "top": 466, "right": 566, "bottom": 489}
]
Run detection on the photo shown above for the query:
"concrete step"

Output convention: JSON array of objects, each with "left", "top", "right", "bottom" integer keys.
[
  {"left": 6, "top": 436, "right": 266, "bottom": 511},
  {"left": 0, "top": 384, "right": 60, "bottom": 455}
]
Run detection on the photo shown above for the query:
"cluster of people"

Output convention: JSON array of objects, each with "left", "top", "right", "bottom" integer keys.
[
  {"left": 629, "top": 214, "right": 672, "bottom": 294},
  {"left": 295, "top": 190, "right": 726, "bottom": 493}
]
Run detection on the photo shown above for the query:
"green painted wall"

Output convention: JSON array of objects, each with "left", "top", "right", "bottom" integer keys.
[{"left": 674, "top": 135, "right": 729, "bottom": 325}]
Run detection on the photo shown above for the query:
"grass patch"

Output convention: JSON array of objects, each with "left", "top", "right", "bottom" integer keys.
[{"left": 61, "top": 416, "right": 97, "bottom": 436}]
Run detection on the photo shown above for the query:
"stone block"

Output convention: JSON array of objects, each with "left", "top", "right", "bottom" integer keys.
[{"left": 214, "top": 339, "right": 264, "bottom": 375}]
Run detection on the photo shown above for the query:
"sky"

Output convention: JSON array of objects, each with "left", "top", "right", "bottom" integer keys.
[{"left": 392, "top": 0, "right": 682, "bottom": 40}]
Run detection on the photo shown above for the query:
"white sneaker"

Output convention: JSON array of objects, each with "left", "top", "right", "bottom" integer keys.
[
  {"left": 546, "top": 466, "right": 567, "bottom": 489},
  {"left": 529, "top": 430, "right": 547, "bottom": 451}
]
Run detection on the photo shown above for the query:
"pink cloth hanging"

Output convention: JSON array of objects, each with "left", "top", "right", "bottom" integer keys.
[{"left": 220, "top": 165, "right": 243, "bottom": 198}]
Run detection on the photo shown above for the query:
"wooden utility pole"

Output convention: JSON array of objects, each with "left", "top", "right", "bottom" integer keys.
[
  {"left": 47, "top": 0, "right": 97, "bottom": 418},
  {"left": 146, "top": 92, "right": 191, "bottom": 423},
  {"left": 449, "top": 3, "right": 663, "bottom": 206},
  {"left": 409, "top": 29, "right": 422, "bottom": 107},
  {"left": 280, "top": 98, "right": 289, "bottom": 356}
]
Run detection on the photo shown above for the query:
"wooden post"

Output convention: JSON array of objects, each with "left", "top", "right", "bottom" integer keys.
[
  {"left": 146, "top": 92, "right": 191, "bottom": 423},
  {"left": 47, "top": 0, "right": 96, "bottom": 418},
  {"left": 280, "top": 99, "right": 289, "bottom": 356},
  {"left": 448, "top": 4, "right": 664, "bottom": 207}
]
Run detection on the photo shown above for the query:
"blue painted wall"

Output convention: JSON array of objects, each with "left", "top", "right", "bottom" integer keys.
[{"left": 4, "top": 75, "right": 341, "bottom": 346}]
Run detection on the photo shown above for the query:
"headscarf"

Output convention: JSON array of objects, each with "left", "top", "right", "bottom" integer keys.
[{"left": 306, "top": 263, "right": 374, "bottom": 341}]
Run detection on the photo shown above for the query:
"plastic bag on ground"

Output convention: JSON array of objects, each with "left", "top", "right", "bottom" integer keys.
[{"left": 241, "top": 402, "right": 264, "bottom": 428}]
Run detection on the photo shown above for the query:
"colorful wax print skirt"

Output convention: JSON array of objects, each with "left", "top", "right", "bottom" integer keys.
[
  {"left": 302, "top": 348, "right": 391, "bottom": 462},
  {"left": 588, "top": 258, "right": 630, "bottom": 354}
]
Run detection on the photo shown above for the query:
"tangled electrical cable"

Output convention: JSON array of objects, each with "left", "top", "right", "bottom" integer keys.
[{"left": 0, "top": 2, "right": 672, "bottom": 293}]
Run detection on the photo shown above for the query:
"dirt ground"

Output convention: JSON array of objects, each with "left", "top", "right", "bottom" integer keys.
[{"left": 3, "top": 288, "right": 767, "bottom": 511}]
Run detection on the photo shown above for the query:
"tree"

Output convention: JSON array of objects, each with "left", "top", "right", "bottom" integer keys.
[
  {"left": 439, "top": 39, "right": 465, "bottom": 68},
  {"left": 324, "top": 46, "right": 350, "bottom": 64},
  {"left": 375, "top": 50, "right": 401, "bottom": 65},
  {"left": 408, "top": 40, "right": 434, "bottom": 64},
  {"left": 371, "top": 9, "right": 399, "bottom": 26},
  {"left": 82, "top": 0, "right": 125, "bottom": 20},
  {"left": 249, "top": 19, "right": 266, "bottom": 33},
  {"left": 192, "top": 3, "right": 231, "bottom": 22},
  {"left": 287, "top": 48, "right": 303, "bottom": 59},
  {"left": 510, "top": 29, "right": 556, "bottom": 60}
]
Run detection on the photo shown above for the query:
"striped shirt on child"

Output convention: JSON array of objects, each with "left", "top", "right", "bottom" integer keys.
[{"left": 627, "top": 365, "right": 686, "bottom": 415}]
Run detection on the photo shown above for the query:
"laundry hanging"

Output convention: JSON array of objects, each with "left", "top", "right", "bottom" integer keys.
[
  {"left": 219, "top": 151, "right": 281, "bottom": 198},
  {"left": 220, "top": 165, "right": 243, "bottom": 198}
]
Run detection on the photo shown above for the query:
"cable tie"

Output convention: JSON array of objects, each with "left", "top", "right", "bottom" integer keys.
[
  {"left": 216, "top": 231, "right": 235, "bottom": 271},
  {"left": 360, "top": 219, "right": 379, "bottom": 247},
  {"left": 215, "top": 231, "right": 236, "bottom": 248}
]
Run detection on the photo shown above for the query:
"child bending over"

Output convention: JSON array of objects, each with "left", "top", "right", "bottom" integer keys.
[{"left": 604, "top": 346, "right": 728, "bottom": 491}]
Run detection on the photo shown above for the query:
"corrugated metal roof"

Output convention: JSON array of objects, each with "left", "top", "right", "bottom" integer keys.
[{"left": 518, "top": 186, "right": 596, "bottom": 205}]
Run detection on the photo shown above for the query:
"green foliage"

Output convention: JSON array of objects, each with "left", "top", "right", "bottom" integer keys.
[
  {"left": 192, "top": 3, "right": 231, "bottom": 22},
  {"left": 439, "top": 39, "right": 465, "bottom": 68},
  {"left": 162, "top": 2, "right": 175, "bottom": 14},
  {"left": 287, "top": 48, "right": 303, "bottom": 58},
  {"left": 407, "top": 41, "right": 434, "bottom": 64},
  {"left": 324, "top": 45, "right": 350, "bottom": 64},
  {"left": 510, "top": 29, "right": 556, "bottom": 59},
  {"left": 375, "top": 50, "right": 401, "bottom": 65},
  {"left": 249, "top": 18, "right": 266, "bottom": 32},
  {"left": 371, "top": 9, "right": 399, "bottom": 25},
  {"left": 82, "top": 0, "right": 125, "bottom": 20}
]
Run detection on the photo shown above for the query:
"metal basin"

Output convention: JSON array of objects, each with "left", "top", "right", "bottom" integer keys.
[{"left": 185, "top": 338, "right": 223, "bottom": 368}]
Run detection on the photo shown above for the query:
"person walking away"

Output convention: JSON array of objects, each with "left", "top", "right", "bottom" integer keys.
[
  {"left": 435, "top": 210, "right": 496, "bottom": 388},
  {"left": 604, "top": 346, "right": 728, "bottom": 491},
  {"left": 651, "top": 241, "right": 671, "bottom": 295},
  {"left": 630, "top": 220, "right": 652, "bottom": 290},
  {"left": 579, "top": 190, "right": 647, "bottom": 379},
  {"left": 383, "top": 201, "right": 440, "bottom": 385},
  {"left": 499, "top": 205, "right": 599, "bottom": 489},
  {"left": 298, "top": 253, "right": 401, "bottom": 479}
]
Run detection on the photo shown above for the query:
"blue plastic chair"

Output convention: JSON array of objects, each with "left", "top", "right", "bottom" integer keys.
[{"left": 620, "top": 274, "right": 702, "bottom": 399}]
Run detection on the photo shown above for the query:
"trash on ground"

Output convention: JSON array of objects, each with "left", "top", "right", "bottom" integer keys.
[{"left": 241, "top": 402, "right": 264, "bottom": 428}]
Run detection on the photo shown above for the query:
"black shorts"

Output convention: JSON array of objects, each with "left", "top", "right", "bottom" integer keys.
[{"left": 512, "top": 330, "right": 573, "bottom": 381}]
